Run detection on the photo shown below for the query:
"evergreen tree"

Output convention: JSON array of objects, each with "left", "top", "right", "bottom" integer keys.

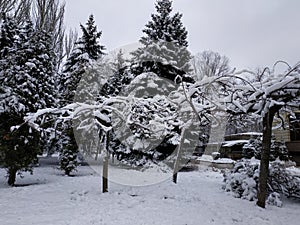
[
  {"left": 80, "top": 14, "right": 105, "bottom": 60},
  {"left": 0, "top": 17, "right": 53, "bottom": 185},
  {"left": 0, "top": 13, "right": 17, "bottom": 58},
  {"left": 0, "top": 113, "right": 40, "bottom": 186},
  {"left": 59, "top": 129, "right": 79, "bottom": 176},
  {"left": 61, "top": 14, "right": 105, "bottom": 103},
  {"left": 58, "top": 15, "right": 105, "bottom": 174},
  {"left": 101, "top": 49, "right": 133, "bottom": 97},
  {"left": 131, "top": 0, "right": 192, "bottom": 82}
]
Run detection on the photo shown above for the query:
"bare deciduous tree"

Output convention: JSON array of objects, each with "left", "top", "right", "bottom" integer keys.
[
  {"left": 0, "top": 0, "right": 31, "bottom": 23},
  {"left": 0, "top": 0, "right": 19, "bottom": 14},
  {"left": 32, "top": 0, "right": 66, "bottom": 70},
  {"left": 191, "top": 50, "right": 231, "bottom": 81},
  {"left": 64, "top": 28, "right": 78, "bottom": 60}
]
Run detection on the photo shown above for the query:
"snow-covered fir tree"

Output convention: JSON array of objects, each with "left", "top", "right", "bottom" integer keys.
[
  {"left": 101, "top": 49, "right": 134, "bottom": 97},
  {"left": 59, "top": 129, "right": 79, "bottom": 176},
  {"left": 131, "top": 0, "right": 192, "bottom": 82},
  {"left": 58, "top": 15, "right": 105, "bottom": 174},
  {"left": 0, "top": 13, "right": 17, "bottom": 59},
  {"left": 61, "top": 14, "right": 105, "bottom": 103},
  {"left": 0, "top": 16, "right": 57, "bottom": 185}
]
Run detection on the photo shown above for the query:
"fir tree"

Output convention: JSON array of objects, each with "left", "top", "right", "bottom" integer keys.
[
  {"left": 0, "top": 13, "right": 17, "bottom": 58},
  {"left": 61, "top": 14, "right": 105, "bottom": 103},
  {"left": 80, "top": 14, "right": 105, "bottom": 60},
  {"left": 0, "top": 18, "right": 55, "bottom": 185},
  {"left": 0, "top": 113, "right": 40, "bottom": 186},
  {"left": 131, "top": 0, "right": 192, "bottom": 82},
  {"left": 101, "top": 49, "right": 133, "bottom": 97},
  {"left": 58, "top": 15, "right": 105, "bottom": 174},
  {"left": 59, "top": 129, "right": 79, "bottom": 176}
]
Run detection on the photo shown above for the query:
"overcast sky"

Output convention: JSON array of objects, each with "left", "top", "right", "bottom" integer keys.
[{"left": 65, "top": 0, "right": 300, "bottom": 70}]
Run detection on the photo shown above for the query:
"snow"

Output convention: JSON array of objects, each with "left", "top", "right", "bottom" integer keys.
[
  {"left": 198, "top": 154, "right": 235, "bottom": 164},
  {"left": 0, "top": 164, "right": 300, "bottom": 225},
  {"left": 231, "top": 132, "right": 263, "bottom": 136},
  {"left": 286, "top": 166, "right": 300, "bottom": 177},
  {"left": 223, "top": 140, "right": 249, "bottom": 147}
]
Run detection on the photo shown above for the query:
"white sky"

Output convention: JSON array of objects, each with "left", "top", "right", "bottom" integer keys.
[{"left": 64, "top": 0, "right": 300, "bottom": 70}]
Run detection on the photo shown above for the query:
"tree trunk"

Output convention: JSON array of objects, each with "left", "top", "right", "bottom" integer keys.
[
  {"left": 8, "top": 167, "right": 17, "bottom": 186},
  {"left": 102, "top": 131, "right": 109, "bottom": 193},
  {"left": 257, "top": 110, "right": 275, "bottom": 208}
]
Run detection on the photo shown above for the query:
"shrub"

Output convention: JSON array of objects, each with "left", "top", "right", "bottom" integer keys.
[
  {"left": 242, "top": 137, "right": 290, "bottom": 161},
  {"left": 223, "top": 158, "right": 300, "bottom": 206}
]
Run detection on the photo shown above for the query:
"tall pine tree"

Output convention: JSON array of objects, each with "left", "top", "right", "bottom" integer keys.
[
  {"left": 58, "top": 15, "right": 105, "bottom": 176},
  {"left": 0, "top": 16, "right": 57, "bottom": 185},
  {"left": 61, "top": 14, "right": 105, "bottom": 103},
  {"left": 131, "top": 0, "right": 192, "bottom": 82}
]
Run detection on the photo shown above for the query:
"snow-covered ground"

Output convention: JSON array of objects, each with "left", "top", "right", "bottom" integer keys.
[{"left": 0, "top": 165, "right": 300, "bottom": 225}]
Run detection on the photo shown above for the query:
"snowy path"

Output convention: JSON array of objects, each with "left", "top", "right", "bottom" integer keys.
[{"left": 0, "top": 166, "right": 299, "bottom": 225}]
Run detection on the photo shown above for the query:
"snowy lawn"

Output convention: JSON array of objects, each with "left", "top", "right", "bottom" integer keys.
[{"left": 0, "top": 165, "right": 299, "bottom": 225}]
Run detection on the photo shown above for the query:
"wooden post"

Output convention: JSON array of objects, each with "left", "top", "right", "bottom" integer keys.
[
  {"left": 102, "top": 131, "right": 109, "bottom": 193},
  {"left": 173, "top": 128, "right": 186, "bottom": 184}
]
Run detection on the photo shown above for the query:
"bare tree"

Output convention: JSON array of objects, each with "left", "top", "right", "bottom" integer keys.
[
  {"left": 64, "top": 28, "right": 78, "bottom": 60},
  {"left": 191, "top": 51, "right": 231, "bottom": 81},
  {"left": 31, "top": 0, "right": 66, "bottom": 70},
  {"left": 0, "top": 0, "right": 31, "bottom": 23},
  {"left": 0, "top": 0, "right": 19, "bottom": 14}
]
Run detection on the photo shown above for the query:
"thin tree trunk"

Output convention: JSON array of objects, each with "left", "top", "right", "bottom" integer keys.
[
  {"left": 8, "top": 167, "right": 17, "bottom": 186},
  {"left": 257, "top": 110, "right": 275, "bottom": 208},
  {"left": 102, "top": 131, "right": 109, "bottom": 193}
]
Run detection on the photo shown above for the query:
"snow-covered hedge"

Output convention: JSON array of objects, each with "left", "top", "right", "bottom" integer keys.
[
  {"left": 242, "top": 137, "right": 290, "bottom": 161},
  {"left": 223, "top": 158, "right": 300, "bottom": 207}
]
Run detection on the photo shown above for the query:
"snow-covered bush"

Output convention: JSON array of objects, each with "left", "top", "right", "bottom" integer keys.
[
  {"left": 268, "top": 160, "right": 300, "bottom": 199},
  {"left": 270, "top": 141, "right": 290, "bottom": 161},
  {"left": 266, "top": 192, "right": 283, "bottom": 207},
  {"left": 223, "top": 158, "right": 259, "bottom": 201},
  {"left": 223, "top": 158, "right": 300, "bottom": 206},
  {"left": 242, "top": 137, "right": 262, "bottom": 159},
  {"left": 242, "top": 137, "right": 290, "bottom": 161}
]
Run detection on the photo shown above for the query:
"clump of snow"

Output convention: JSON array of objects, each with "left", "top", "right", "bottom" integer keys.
[
  {"left": 267, "top": 192, "right": 283, "bottom": 207},
  {"left": 213, "top": 158, "right": 235, "bottom": 164},
  {"left": 211, "top": 152, "right": 220, "bottom": 160},
  {"left": 223, "top": 140, "right": 248, "bottom": 147},
  {"left": 198, "top": 154, "right": 235, "bottom": 164}
]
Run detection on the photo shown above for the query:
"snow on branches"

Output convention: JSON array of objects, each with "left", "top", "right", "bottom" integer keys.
[{"left": 189, "top": 61, "right": 300, "bottom": 118}]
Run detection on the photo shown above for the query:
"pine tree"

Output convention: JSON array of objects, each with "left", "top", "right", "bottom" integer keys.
[
  {"left": 131, "top": 0, "right": 192, "bottom": 82},
  {"left": 58, "top": 15, "right": 105, "bottom": 174},
  {"left": 101, "top": 49, "right": 133, "bottom": 97},
  {"left": 0, "top": 113, "right": 40, "bottom": 186},
  {"left": 61, "top": 14, "right": 105, "bottom": 103},
  {"left": 0, "top": 17, "right": 48, "bottom": 186},
  {"left": 80, "top": 14, "right": 105, "bottom": 60},
  {"left": 0, "top": 13, "right": 17, "bottom": 58},
  {"left": 59, "top": 129, "right": 79, "bottom": 176}
]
